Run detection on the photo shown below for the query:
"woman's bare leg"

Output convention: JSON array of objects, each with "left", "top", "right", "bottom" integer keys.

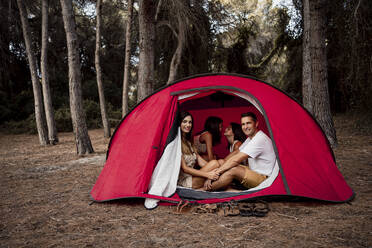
[
  {"left": 218, "top": 159, "right": 225, "bottom": 167},
  {"left": 192, "top": 160, "right": 220, "bottom": 189}
]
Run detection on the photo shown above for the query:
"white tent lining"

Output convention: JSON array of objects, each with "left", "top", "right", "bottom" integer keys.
[{"left": 177, "top": 89, "right": 264, "bottom": 114}]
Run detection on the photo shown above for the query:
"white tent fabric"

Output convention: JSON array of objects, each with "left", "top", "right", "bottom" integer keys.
[
  {"left": 144, "top": 128, "right": 182, "bottom": 209},
  {"left": 222, "top": 90, "right": 264, "bottom": 114}
]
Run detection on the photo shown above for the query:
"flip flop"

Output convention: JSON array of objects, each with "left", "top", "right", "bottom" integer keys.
[{"left": 174, "top": 200, "right": 191, "bottom": 214}]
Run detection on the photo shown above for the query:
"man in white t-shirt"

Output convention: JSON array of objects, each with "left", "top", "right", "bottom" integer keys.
[{"left": 205, "top": 112, "right": 276, "bottom": 191}]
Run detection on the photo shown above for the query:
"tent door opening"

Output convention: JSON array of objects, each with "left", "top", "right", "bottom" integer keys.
[{"left": 173, "top": 89, "right": 280, "bottom": 200}]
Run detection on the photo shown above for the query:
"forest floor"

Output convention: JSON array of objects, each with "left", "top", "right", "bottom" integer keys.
[{"left": 0, "top": 114, "right": 371, "bottom": 248}]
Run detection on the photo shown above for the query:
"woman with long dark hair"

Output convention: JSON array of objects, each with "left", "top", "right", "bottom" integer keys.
[
  {"left": 193, "top": 116, "right": 223, "bottom": 161},
  {"left": 177, "top": 111, "right": 221, "bottom": 189},
  {"left": 224, "top": 122, "right": 246, "bottom": 152}
]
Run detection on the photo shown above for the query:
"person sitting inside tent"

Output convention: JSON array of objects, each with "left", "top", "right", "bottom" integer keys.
[
  {"left": 204, "top": 112, "right": 275, "bottom": 191},
  {"left": 224, "top": 122, "right": 246, "bottom": 153},
  {"left": 193, "top": 116, "right": 223, "bottom": 161},
  {"left": 178, "top": 111, "right": 221, "bottom": 189}
]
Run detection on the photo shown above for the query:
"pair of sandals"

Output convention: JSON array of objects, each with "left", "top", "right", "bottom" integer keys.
[
  {"left": 222, "top": 201, "right": 270, "bottom": 217},
  {"left": 237, "top": 201, "right": 270, "bottom": 217},
  {"left": 215, "top": 200, "right": 269, "bottom": 217},
  {"left": 182, "top": 200, "right": 269, "bottom": 217}
]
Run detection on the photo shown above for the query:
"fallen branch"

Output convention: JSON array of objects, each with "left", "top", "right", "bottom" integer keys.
[{"left": 274, "top": 212, "right": 299, "bottom": 221}]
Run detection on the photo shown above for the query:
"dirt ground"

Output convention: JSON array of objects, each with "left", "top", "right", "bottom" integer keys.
[{"left": 0, "top": 114, "right": 371, "bottom": 248}]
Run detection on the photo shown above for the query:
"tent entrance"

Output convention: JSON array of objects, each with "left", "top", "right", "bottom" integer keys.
[
  {"left": 177, "top": 89, "right": 269, "bottom": 159},
  {"left": 173, "top": 89, "right": 280, "bottom": 199}
]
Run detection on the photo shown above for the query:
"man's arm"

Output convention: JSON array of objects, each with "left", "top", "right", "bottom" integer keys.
[
  {"left": 217, "top": 152, "right": 249, "bottom": 174},
  {"left": 223, "top": 149, "right": 239, "bottom": 162}
]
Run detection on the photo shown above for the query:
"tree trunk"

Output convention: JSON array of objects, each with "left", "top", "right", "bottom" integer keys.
[
  {"left": 95, "top": 0, "right": 111, "bottom": 138},
  {"left": 17, "top": 0, "right": 48, "bottom": 146},
  {"left": 137, "top": 0, "right": 156, "bottom": 102},
  {"left": 122, "top": 0, "right": 133, "bottom": 117},
  {"left": 302, "top": 0, "right": 313, "bottom": 113},
  {"left": 303, "top": 0, "right": 337, "bottom": 147},
  {"left": 60, "top": 0, "right": 94, "bottom": 154},
  {"left": 0, "top": 0, "right": 12, "bottom": 98},
  {"left": 167, "top": 14, "right": 185, "bottom": 84},
  {"left": 41, "top": 0, "right": 58, "bottom": 144}
]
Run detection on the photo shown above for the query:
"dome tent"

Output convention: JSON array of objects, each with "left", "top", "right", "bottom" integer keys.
[{"left": 90, "top": 73, "right": 354, "bottom": 207}]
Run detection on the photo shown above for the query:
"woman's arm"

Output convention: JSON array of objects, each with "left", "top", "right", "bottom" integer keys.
[
  {"left": 232, "top": 141, "right": 242, "bottom": 151},
  {"left": 181, "top": 157, "right": 219, "bottom": 180},
  {"left": 200, "top": 132, "right": 214, "bottom": 161}
]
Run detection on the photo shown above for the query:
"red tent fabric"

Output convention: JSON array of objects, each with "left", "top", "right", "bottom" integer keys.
[{"left": 90, "top": 74, "right": 354, "bottom": 204}]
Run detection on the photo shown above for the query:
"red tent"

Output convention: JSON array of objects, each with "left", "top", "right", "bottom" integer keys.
[{"left": 90, "top": 74, "right": 354, "bottom": 205}]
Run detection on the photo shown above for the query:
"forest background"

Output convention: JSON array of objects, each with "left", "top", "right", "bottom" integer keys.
[{"left": 0, "top": 0, "right": 371, "bottom": 151}]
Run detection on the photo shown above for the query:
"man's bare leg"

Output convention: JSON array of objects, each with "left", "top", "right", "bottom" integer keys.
[{"left": 208, "top": 166, "right": 246, "bottom": 191}]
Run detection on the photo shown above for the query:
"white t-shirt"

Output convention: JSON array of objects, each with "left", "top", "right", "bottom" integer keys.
[{"left": 239, "top": 130, "right": 276, "bottom": 176}]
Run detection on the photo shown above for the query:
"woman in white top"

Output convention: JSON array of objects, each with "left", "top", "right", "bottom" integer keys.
[
  {"left": 193, "top": 116, "right": 223, "bottom": 161},
  {"left": 178, "top": 111, "right": 221, "bottom": 189}
]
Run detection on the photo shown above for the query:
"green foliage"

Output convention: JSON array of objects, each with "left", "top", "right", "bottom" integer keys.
[
  {"left": 2, "top": 0, "right": 371, "bottom": 136},
  {"left": 0, "top": 99, "right": 125, "bottom": 134},
  {"left": 0, "top": 114, "right": 37, "bottom": 134},
  {"left": 54, "top": 106, "right": 73, "bottom": 132},
  {"left": 326, "top": 0, "right": 372, "bottom": 112},
  {"left": 0, "top": 89, "right": 34, "bottom": 124},
  {"left": 84, "top": 100, "right": 102, "bottom": 129},
  {"left": 53, "top": 100, "right": 124, "bottom": 132}
]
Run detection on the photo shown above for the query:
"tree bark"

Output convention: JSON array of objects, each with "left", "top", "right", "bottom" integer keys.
[
  {"left": 95, "top": 0, "right": 111, "bottom": 137},
  {"left": 167, "top": 14, "right": 185, "bottom": 84},
  {"left": 41, "top": 0, "right": 58, "bottom": 144},
  {"left": 17, "top": 0, "right": 48, "bottom": 145},
  {"left": 60, "top": 0, "right": 94, "bottom": 154},
  {"left": 122, "top": 0, "right": 133, "bottom": 117},
  {"left": 0, "top": 0, "right": 12, "bottom": 98},
  {"left": 302, "top": 0, "right": 313, "bottom": 113},
  {"left": 302, "top": 0, "right": 337, "bottom": 147},
  {"left": 137, "top": 0, "right": 156, "bottom": 102}
]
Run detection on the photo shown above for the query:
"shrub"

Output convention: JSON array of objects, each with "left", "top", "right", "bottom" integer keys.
[
  {"left": 55, "top": 106, "right": 73, "bottom": 132},
  {"left": 0, "top": 100, "right": 126, "bottom": 134},
  {"left": 0, "top": 114, "right": 37, "bottom": 134}
]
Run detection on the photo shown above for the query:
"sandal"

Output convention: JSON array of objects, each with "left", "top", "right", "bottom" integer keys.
[
  {"left": 218, "top": 201, "right": 240, "bottom": 216},
  {"left": 174, "top": 200, "right": 191, "bottom": 214},
  {"left": 239, "top": 203, "right": 255, "bottom": 217},
  {"left": 239, "top": 201, "right": 270, "bottom": 217},
  {"left": 195, "top": 203, "right": 218, "bottom": 213},
  {"left": 252, "top": 201, "right": 269, "bottom": 217}
]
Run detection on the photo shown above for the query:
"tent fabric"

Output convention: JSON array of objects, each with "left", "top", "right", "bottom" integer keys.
[
  {"left": 90, "top": 73, "right": 354, "bottom": 204},
  {"left": 90, "top": 89, "right": 178, "bottom": 200},
  {"left": 144, "top": 128, "right": 182, "bottom": 209}
]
